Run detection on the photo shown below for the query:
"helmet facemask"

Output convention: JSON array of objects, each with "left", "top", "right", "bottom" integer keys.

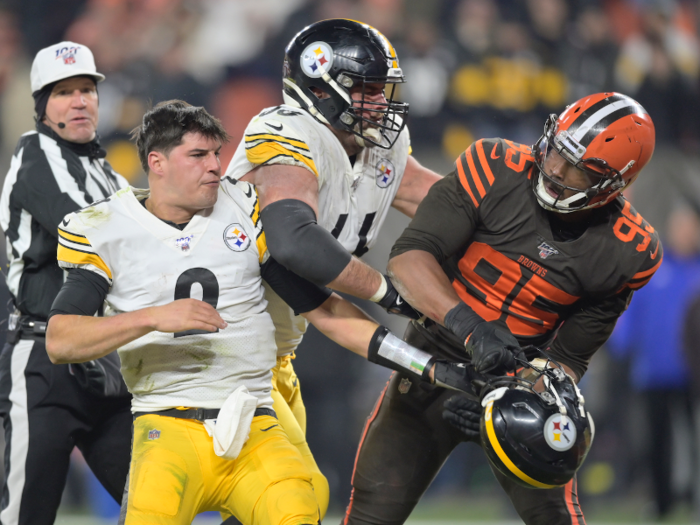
[{"left": 532, "top": 115, "right": 632, "bottom": 213}]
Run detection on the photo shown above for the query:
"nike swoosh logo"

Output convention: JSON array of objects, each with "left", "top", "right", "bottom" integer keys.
[
  {"left": 396, "top": 297, "right": 403, "bottom": 305},
  {"left": 490, "top": 143, "right": 500, "bottom": 159},
  {"left": 261, "top": 424, "right": 278, "bottom": 432},
  {"left": 266, "top": 122, "right": 283, "bottom": 132},
  {"left": 292, "top": 378, "right": 298, "bottom": 387},
  {"left": 243, "top": 185, "right": 253, "bottom": 198},
  {"left": 650, "top": 240, "right": 659, "bottom": 260},
  {"left": 62, "top": 218, "right": 71, "bottom": 227}
]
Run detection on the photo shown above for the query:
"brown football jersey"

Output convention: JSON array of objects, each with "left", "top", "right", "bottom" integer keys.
[{"left": 391, "top": 138, "right": 663, "bottom": 378}]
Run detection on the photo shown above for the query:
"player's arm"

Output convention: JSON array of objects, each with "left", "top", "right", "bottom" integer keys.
[
  {"left": 391, "top": 155, "right": 442, "bottom": 218},
  {"left": 549, "top": 235, "right": 663, "bottom": 381},
  {"left": 244, "top": 164, "right": 416, "bottom": 317},
  {"left": 389, "top": 169, "right": 483, "bottom": 338},
  {"left": 261, "top": 256, "right": 473, "bottom": 390},
  {"left": 46, "top": 270, "right": 227, "bottom": 364}
]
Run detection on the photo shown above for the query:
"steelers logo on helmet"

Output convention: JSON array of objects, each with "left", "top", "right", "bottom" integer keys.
[
  {"left": 375, "top": 158, "right": 395, "bottom": 188},
  {"left": 223, "top": 223, "right": 251, "bottom": 252},
  {"left": 300, "top": 41, "right": 334, "bottom": 79},
  {"left": 544, "top": 413, "right": 577, "bottom": 451}
]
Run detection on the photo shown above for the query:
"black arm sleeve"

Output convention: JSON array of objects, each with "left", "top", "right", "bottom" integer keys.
[
  {"left": 261, "top": 256, "right": 333, "bottom": 315},
  {"left": 49, "top": 268, "right": 109, "bottom": 319},
  {"left": 260, "top": 199, "right": 352, "bottom": 286},
  {"left": 548, "top": 288, "right": 634, "bottom": 380},
  {"left": 390, "top": 170, "right": 479, "bottom": 263}
]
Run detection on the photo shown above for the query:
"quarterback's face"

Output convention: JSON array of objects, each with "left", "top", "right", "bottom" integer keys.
[
  {"left": 44, "top": 76, "right": 99, "bottom": 144},
  {"left": 541, "top": 148, "right": 595, "bottom": 201},
  {"left": 162, "top": 132, "right": 222, "bottom": 212}
]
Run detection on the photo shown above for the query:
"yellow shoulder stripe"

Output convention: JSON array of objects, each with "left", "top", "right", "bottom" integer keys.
[
  {"left": 246, "top": 142, "right": 318, "bottom": 178},
  {"left": 245, "top": 133, "right": 311, "bottom": 151},
  {"left": 484, "top": 402, "right": 557, "bottom": 489},
  {"left": 256, "top": 231, "right": 268, "bottom": 265},
  {"left": 58, "top": 227, "right": 91, "bottom": 246},
  {"left": 57, "top": 244, "right": 113, "bottom": 280}
]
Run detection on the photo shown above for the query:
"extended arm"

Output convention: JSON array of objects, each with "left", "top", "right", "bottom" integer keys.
[
  {"left": 46, "top": 269, "right": 227, "bottom": 364},
  {"left": 391, "top": 155, "right": 442, "bottom": 218}
]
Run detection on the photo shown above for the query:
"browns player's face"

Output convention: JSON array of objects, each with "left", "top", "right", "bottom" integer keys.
[{"left": 541, "top": 148, "right": 595, "bottom": 200}]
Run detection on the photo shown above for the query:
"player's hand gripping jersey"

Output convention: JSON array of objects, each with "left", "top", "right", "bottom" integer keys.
[
  {"left": 392, "top": 138, "right": 663, "bottom": 379},
  {"left": 226, "top": 104, "right": 411, "bottom": 353},
  {"left": 55, "top": 181, "right": 277, "bottom": 412}
]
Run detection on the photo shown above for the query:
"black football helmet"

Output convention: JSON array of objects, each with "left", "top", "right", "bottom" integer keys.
[
  {"left": 479, "top": 352, "right": 595, "bottom": 489},
  {"left": 282, "top": 18, "right": 408, "bottom": 149}
]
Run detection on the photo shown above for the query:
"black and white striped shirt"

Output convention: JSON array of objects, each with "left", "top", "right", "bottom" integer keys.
[{"left": 0, "top": 122, "right": 129, "bottom": 320}]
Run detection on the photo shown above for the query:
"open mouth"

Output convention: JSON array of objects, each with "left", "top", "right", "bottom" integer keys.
[{"left": 544, "top": 180, "right": 562, "bottom": 199}]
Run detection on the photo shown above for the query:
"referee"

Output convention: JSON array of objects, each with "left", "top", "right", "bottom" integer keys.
[{"left": 0, "top": 42, "right": 131, "bottom": 525}]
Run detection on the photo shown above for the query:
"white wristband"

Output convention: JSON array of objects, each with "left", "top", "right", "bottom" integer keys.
[{"left": 369, "top": 274, "right": 388, "bottom": 303}]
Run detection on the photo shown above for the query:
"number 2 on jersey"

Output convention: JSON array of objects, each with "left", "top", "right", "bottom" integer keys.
[{"left": 174, "top": 268, "right": 220, "bottom": 338}]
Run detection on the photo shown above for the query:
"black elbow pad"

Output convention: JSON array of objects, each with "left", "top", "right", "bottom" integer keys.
[{"left": 261, "top": 199, "right": 352, "bottom": 286}]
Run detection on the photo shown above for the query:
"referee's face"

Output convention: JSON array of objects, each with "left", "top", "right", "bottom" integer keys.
[{"left": 45, "top": 76, "right": 98, "bottom": 144}]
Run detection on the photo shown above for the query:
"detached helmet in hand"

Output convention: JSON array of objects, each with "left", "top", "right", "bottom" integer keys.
[
  {"left": 479, "top": 354, "right": 595, "bottom": 489},
  {"left": 282, "top": 18, "right": 408, "bottom": 149}
]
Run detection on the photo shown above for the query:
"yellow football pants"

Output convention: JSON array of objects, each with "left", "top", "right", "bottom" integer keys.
[
  {"left": 123, "top": 413, "right": 320, "bottom": 525},
  {"left": 271, "top": 355, "right": 329, "bottom": 519}
]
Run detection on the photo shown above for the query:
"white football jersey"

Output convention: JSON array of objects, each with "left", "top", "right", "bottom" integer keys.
[
  {"left": 56, "top": 182, "right": 277, "bottom": 412},
  {"left": 225, "top": 105, "right": 411, "bottom": 355}
]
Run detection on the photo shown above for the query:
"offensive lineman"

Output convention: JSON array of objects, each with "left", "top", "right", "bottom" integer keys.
[
  {"left": 225, "top": 19, "right": 442, "bottom": 515},
  {"left": 343, "top": 92, "right": 663, "bottom": 524},
  {"left": 45, "top": 100, "right": 471, "bottom": 524}
]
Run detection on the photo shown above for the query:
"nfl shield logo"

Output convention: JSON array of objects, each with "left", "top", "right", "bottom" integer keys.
[
  {"left": 148, "top": 429, "right": 161, "bottom": 440},
  {"left": 537, "top": 241, "right": 559, "bottom": 259},
  {"left": 398, "top": 377, "right": 412, "bottom": 394}
]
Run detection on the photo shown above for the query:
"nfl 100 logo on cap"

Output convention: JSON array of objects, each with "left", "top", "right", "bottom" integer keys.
[
  {"left": 30, "top": 40, "right": 105, "bottom": 93},
  {"left": 223, "top": 223, "right": 251, "bottom": 251}
]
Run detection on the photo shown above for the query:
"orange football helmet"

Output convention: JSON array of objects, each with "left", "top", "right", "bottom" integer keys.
[{"left": 532, "top": 92, "right": 655, "bottom": 213}]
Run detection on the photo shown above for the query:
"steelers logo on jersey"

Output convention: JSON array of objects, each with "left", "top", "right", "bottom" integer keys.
[
  {"left": 375, "top": 158, "right": 395, "bottom": 188},
  {"left": 223, "top": 223, "right": 251, "bottom": 252},
  {"left": 301, "top": 41, "right": 334, "bottom": 78},
  {"left": 544, "top": 413, "right": 577, "bottom": 451}
]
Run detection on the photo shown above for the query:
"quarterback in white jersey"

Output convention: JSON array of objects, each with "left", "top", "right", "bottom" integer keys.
[
  {"left": 46, "top": 101, "right": 472, "bottom": 524},
  {"left": 225, "top": 19, "right": 443, "bottom": 516}
]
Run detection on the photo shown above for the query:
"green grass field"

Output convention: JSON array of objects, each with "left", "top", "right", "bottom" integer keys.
[{"left": 54, "top": 494, "right": 698, "bottom": 524}]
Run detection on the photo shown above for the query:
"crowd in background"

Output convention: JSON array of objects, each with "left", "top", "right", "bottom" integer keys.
[{"left": 0, "top": 0, "right": 699, "bottom": 521}]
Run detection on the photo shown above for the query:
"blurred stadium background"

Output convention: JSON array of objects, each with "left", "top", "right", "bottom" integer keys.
[{"left": 0, "top": 0, "right": 699, "bottom": 523}]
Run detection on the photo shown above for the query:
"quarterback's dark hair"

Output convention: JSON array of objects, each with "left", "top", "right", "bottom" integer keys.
[{"left": 131, "top": 99, "right": 229, "bottom": 173}]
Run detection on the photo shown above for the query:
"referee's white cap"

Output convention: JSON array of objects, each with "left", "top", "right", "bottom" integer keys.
[{"left": 30, "top": 41, "right": 105, "bottom": 94}]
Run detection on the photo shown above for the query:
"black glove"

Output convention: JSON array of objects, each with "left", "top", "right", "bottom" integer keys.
[
  {"left": 68, "top": 353, "right": 130, "bottom": 398},
  {"left": 430, "top": 360, "right": 484, "bottom": 396},
  {"left": 376, "top": 275, "right": 421, "bottom": 320},
  {"left": 443, "top": 395, "right": 482, "bottom": 441},
  {"left": 466, "top": 321, "right": 524, "bottom": 375}
]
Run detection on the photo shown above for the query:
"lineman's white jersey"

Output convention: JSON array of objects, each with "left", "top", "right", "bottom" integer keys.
[
  {"left": 56, "top": 182, "right": 277, "bottom": 412},
  {"left": 225, "top": 105, "right": 411, "bottom": 355}
]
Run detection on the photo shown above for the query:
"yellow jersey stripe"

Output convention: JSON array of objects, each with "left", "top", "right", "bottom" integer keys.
[
  {"left": 57, "top": 244, "right": 113, "bottom": 280},
  {"left": 256, "top": 231, "right": 268, "bottom": 265},
  {"left": 58, "top": 227, "right": 91, "bottom": 246},
  {"left": 484, "top": 402, "right": 557, "bottom": 489},
  {"left": 245, "top": 133, "right": 311, "bottom": 151},
  {"left": 251, "top": 196, "right": 260, "bottom": 226},
  {"left": 246, "top": 143, "right": 319, "bottom": 178}
]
